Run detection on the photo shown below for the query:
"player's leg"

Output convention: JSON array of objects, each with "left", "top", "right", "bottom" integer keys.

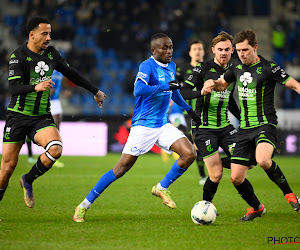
[
  {"left": 231, "top": 163, "right": 265, "bottom": 221},
  {"left": 152, "top": 124, "right": 196, "bottom": 209},
  {"left": 26, "top": 137, "right": 36, "bottom": 164},
  {"left": 256, "top": 141, "right": 300, "bottom": 211},
  {"left": 20, "top": 126, "right": 62, "bottom": 208},
  {"left": 196, "top": 152, "right": 207, "bottom": 185},
  {"left": 74, "top": 125, "right": 156, "bottom": 222},
  {"left": 51, "top": 113, "right": 64, "bottom": 167},
  {"left": 203, "top": 153, "right": 223, "bottom": 202},
  {"left": 73, "top": 153, "right": 138, "bottom": 222},
  {"left": 0, "top": 142, "right": 23, "bottom": 202},
  {"left": 231, "top": 128, "right": 265, "bottom": 221}
]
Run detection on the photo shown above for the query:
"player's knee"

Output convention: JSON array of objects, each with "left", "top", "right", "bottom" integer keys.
[
  {"left": 44, "top": 140, "right": 63, "bottom": 162},
  {"left": 210, "top": 171, "right": 223, "bottom": 183},
  {"left": 48, "top": 145, "right": 62, "bottom": 159},
  {"left": 230, "top": 175, "right": 244, "bottom": 186},
  {"left": 0, "top": 163, "right": 16, "bottom": 178},
  {"left": 256, "top": 158, "right": 272, "bottom": 169},
  {"left": 185, "top": 147, "right": 197, "bottom": 163}
]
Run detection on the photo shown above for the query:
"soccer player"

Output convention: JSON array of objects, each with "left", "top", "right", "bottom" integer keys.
[
  {"left": 50, "top": 70, "right": 64, "bottom": 167},
  {"left": 181, "top": 31, "right": 240, "bottom": 204},
  {"left": 73, "top": 33, "right": 201, "bottom": 222},
  {"left": 176, "top": 40, "right": 208, "bottom": 185},
  {"left": 201, "top": 29, "right": 300, "bottom": 221},
  {"left": 0, "top": 16, "right": 106, "bottom": 208}
]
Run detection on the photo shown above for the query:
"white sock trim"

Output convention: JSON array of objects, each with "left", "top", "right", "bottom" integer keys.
[
  {"left": 80, "top": 198, "right": 92, "bottom": 209},
  {"left": 157, "top": 183, "right": 167, "bottom": 191}
]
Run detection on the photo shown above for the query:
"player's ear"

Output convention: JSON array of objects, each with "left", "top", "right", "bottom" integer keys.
[
  {"left": 211, "top": 46, "right": 215, "bottom": 54},
  {"left": 151, "top": 48, "right": 155, "bottom": 54}
]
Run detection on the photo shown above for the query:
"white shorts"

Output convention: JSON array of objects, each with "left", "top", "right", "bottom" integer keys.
[
  {"left": 122, "top": 123, "right": 186, "bottom": 156},
  {"left": 169, "top": 113, "right": 187, "bottom": 127},
  {"left": 50, "top": 99, "right": 63, "bottom": 116}
]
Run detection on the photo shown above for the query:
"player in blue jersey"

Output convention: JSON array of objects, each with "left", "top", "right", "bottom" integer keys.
[
  {"left": 73, "top": 33, "right": 202, "bottom": 222},
  {"left": 50, "top": 70, "right": 64, "bottom": 167}
]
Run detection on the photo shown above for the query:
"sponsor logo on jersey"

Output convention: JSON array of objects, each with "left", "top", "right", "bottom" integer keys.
[
  {"left": 193, "top": 67, "right": 201, "bottom": 73},
  {"left": 136, "top": 72, "right": 148, "bottom": 79},
  {"left": 35, "top": 61, "right": 49, "bottom": 76},
  {"left": 236, "top": 64, "right": 242, "bottom": 70},
  {"left": 26, "top": 57, "right": 33, "bottom": 61},
  {"left": 272, "top": 66, "right": 281, "bottom": 74},
  {"left": 10, "top": 54, "right": 16, "bottom": 58},
  {"left": 212, "top": 89, "right": 230, "bottom": 99},
  {"left": 30, "top": 75, "right": 51, "bottom": 85},
  {"left": 9, "top": 60, "right": 18, "bottom": 64},
  {"left": 280, "top": 69, "right": 287, "bottom": 78},
  {"left": 209, "top": 68, "right": 217, "bottom": 73}
]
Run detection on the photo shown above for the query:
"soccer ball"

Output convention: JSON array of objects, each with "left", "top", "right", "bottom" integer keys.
[{"left": 191, "top": 200, "right": 217, "bottom": 225}]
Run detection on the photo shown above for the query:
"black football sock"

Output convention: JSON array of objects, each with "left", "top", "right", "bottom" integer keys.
[
  {"left": 0, "top": 187, "right": 7, "bottom": 202},
  {"left": 234, "top": 178, "right": 261, "bottom": 210},
  {"left": 26, "top": 137, "right": 33, "bottom": 157},
  {"left": 265, "top": 161, "right": 292, "bottom": 195},
  {"left": 24, "top": 156, "right": 50, "bottom": 185},
  {"left": 197, "top": 153, "right": 206, "bottom": 178},
  {"left": 221, "top": 156, "right": 231, "bottom": 169},
  {"left": 203, "top": 177, "right": 219, "bottom": 202}
]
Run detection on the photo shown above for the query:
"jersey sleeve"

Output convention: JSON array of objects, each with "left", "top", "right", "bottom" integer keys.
[
  {"left": 184, "top": 62, "right": 204, "bottom": 88},
  {"left": 223, "top": 65, "right": 236, "bottom": 84},
  {"left": 8, "top": 51, "right": 35, "bottom": 95},
  {"left": 135, "top": 61, "right": 151, "bottom": 85},
  {"left": 268, "top": 62, "right": 291, "bottom": 85}
]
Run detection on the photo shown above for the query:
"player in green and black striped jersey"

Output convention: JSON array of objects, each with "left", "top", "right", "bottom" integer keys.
[
  {"left": 0, "top": 17, "right": 106, "bottom": 209},
  {"left": 181, "top": 31, "right": 241, "bottom": 204},
  {"left": 202, "top": 29, "right": 300, "bottom": 221},
  {"left": 176, "top": 40, "right": 207, "bottom": 185}
]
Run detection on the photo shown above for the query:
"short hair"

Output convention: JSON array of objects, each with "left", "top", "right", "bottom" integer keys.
[
  {"left": 189, "top": 40, "right": 205, "bottom": 51},
  {"left": 26, "top": 16, "right": 50, "bottom": 34},
  {"left": 233, "top": 29, "right": 257, "bottom": 47},
  {"left": 150, "top": 33, "right": 169, "bottom": 47},
  {"left": 211, "top": 31, "right": 233, "bottom": 47}
]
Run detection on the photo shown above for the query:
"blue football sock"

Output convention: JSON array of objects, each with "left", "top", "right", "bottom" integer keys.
[
  {"left": 159, "top": 161, "right": 187, "bottom": 189},
  {"left": 86, "top": 169, "right": 117, "bottom": 203}
]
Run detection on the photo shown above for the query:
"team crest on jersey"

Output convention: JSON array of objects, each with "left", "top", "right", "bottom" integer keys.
[
  {"left": 240, "top": 72, "right": 253, "bottom": 87},
  {"left": 35, "top": 61, "right": 49, "bottom": 76}
]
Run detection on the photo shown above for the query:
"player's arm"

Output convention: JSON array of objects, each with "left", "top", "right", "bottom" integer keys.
[
  {"left": 284, "top": 77, "right": 300, "bottom": 95},
  {"left": 181, "top": 64, "right": 203, "bottom": 100},
  {"left": 201, "top": 78, "right": 231, "bottom": 95},
  {"left": 172, "top": 89, "right": 201, "bottom": 126},
  {"left": 55, "top": 57, "right": 106, "bottom": 108}
]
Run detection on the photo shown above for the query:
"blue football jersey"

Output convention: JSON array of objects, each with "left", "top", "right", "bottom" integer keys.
[
  {"left": 132, "top": 56, "right": 176, "bottom": 128},
  {"left": 51, "top": 70, "right": 63, "bottom": 101}
]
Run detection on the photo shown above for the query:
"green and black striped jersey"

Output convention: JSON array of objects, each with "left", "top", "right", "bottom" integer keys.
[
  {"left": 8, "top": 44, "right": 67, "bottom": 116},
  {"left": 184, "top": 59, "right": 236, "bottom": 129},
  {"left": 176, "top": 62, "right": 197, "bottom": 110},
  {"left": 224, "top": 56, "right": 291, "bottom": 129}
]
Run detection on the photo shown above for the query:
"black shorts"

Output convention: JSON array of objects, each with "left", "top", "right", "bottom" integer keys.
[
  {"left": 3, "top": 111, "right": 56, "bottom": 144},
  {"left": 231, "top": 124, "right": 277, "bottom": 167},
  {"left": 192, "top": 125, "right": 237, "bottom": 159}
]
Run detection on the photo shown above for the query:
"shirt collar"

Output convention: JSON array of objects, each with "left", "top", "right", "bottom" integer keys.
[{"left": 151, "top": 56, "right": 168, "bottom": 67}]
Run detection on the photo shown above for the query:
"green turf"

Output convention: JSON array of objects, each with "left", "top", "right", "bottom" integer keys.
[{"left": 0, "top": 154, "right": 299, "bottom": 249}]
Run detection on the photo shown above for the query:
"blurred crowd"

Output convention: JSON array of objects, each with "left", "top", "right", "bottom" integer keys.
[{"left": 0, "top": 0, "right": 300, "bottom": 118}]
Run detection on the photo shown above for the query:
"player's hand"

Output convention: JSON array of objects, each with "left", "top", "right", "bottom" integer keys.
[
  {"left": 94, "top": 90, "right": 106, "bottom": 108},
  {"left": 168, "top": 80, "right": 182, "bottom": 90},
  {"left": 34, "top": 79, "right": 55, "bottom": 92},
  {"left": 201, "top": 79, "right": 215, "bottom": 95},
  {"left": 187, "top": 109, "right": 201, "bottom": 128}
]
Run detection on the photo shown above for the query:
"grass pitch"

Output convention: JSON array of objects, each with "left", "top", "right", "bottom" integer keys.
[{"left": 0, "top": 154, "right": 299, "bottom": 249}]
